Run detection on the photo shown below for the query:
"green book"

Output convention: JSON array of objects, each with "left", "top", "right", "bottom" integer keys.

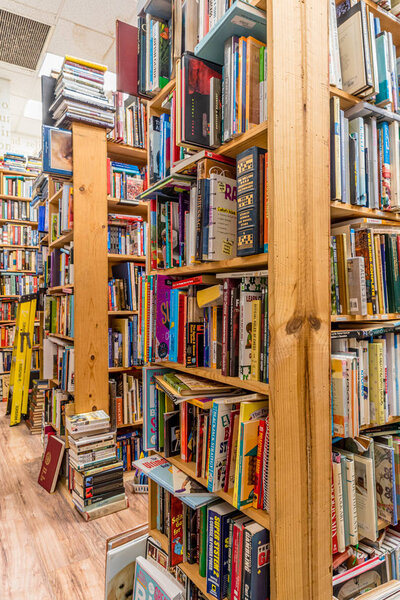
[{"left": 199, "top": 504, "right": 207, "bottom": 577}]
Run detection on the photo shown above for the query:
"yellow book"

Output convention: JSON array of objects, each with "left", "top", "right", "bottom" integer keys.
[
  {"left": 196, "top": 285, "right": 223, "bottom": 308},
  {"left": 64, "top": 55, "right": 107, "bottom": 72},
  {"left": 232, "top": 400, "right": 268, "bottom": 508},
  {"left": 331, "top": 357, "right": 348, "bottom": 438},
  {"left": 250, "top": 299, "right": 261, "bottom": 381},
  {"left": 211, "top": 306, "right": 218, "bottom": 369},
  {"left": 369, "top": 341, "right": 385, "bottom": 425},
  {"left": 245, "top": 37, "right": 266, "bottom": 130}
]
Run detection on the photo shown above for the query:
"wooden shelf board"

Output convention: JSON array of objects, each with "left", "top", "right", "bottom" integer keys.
[
  {"left": 149, "top": 528, "right": 168, "bottom": 551},
  {"left": 360, "top": 417, "right": 400, "bottom": 432},
  {"left": 0, "top": 295, "right": 19, "bottom": 298},
  {"left": 213, "top": 120, "right": 268, "bottom": 158},
  {"left": 108, "top": 366, "right": 142, "bottom": 372},
  {"left": 0, "top": 219, "right": 37, "bottom": 227},
  {"left": 331, "top": 201, "right": 400, "bottom": 224},
  {"left": 148, "top": 79, "right": 176, "bottom": 111},
  {"left": 107, "top": 197, "right": 148, "bottom": 218},
  {"left": 108, "top": 254, "right": 146, "bottom": 263},
  {"left": 332, "top": 314, "right": 400, "bottom": 322},
  {"left": 0, "top": 169, "right": 36, "bottom": 178},
  {"left": 158, "top": 361, "right": 269, "bottom": 395},
  {"left": 108, "top": 310, "right": 138, "bottom": 316},
  {"left": 0, "top": 270, "right": 36, "bottom": 274},
  {"left": 150, "top": 253, "right": 267, "bottom": 276},
  {"left": 179, "top": 562, "right": 216, "bottom": 600},
  {"left": 165, "top": 455, "right": 270, "bottom": 529},
  {"left": 117, "top": 419, "right": 143, "bottom": 428},
  {"left": 47, "top": 333, "right": 74, "bottom": 342},
  {"left": 0, "top": 244, "right": 38, "bottom": 249},
  {"left": 47, "top": 284, "right": 74, "bottom": 294},
  {"left": 40, "top": 234, "right": 49, "bottom": 245},
  {"left": 49, "top": 231, "right": 73, "bottom": 249},
  {"left": 250, "top": 0, "right": 265, "bottom": 8},
  {"left": 0, "top": 194, "right": 32, "bottom": 202},
  {"left": 0, "top": 344, "right": 39, "bottom": 350},
  {"left": 48, "top": 188, "right": 63, "bottom": 206},
  {"left": 106, "top": 140, "right": 147, "bottom": 165}
]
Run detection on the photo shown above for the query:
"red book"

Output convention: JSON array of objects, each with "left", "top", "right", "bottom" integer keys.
[
  {"left": 116, "top": 20, "right": 139, "bottom": 96},
  {"left": 180, "top": 401, "right": 188, "bottom": 462},
  {"left": 169, "top": 494, "right": 184, "bottom": 566},
  {"left": 38, "top": 435, "right": 65, "bottom": 493},
  {"left": 231, "top": 517, "right": 250, "bottom": 600},
  {"left": 172, "top": 275, "right": 217, "bottom": 289},
  {"left": 106, "top": 157, "right": 111, "bottom": 196},
  {"left": 116, "top": 396, "right": 123, "bottom": 426},
  {"left": 252, "top": 418, "right": 266, "bottom": 508},
  {"left": 332, "top": 465, "right": 338, "bottom": 554},
  {"left": 177, "top": 292, "right": 187, "bottom": 364}
]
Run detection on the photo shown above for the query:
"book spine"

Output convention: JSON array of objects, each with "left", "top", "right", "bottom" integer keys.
[
  {"left": 207, "top": 403, "right": 218, "bottom": 492},
  {"left": 253, "top": 420, "right": 265, "bottom": 509},
  {"left": 207, "top": 509, "right": 222, "bottom": 599}
]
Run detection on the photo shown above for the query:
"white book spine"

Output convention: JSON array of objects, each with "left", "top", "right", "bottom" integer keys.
[
  {"left": 333, "top": 460, "right": 346, "bottom": 553},
  {"left": 344, "top": 457, "right": 358, "bottom": 545}
]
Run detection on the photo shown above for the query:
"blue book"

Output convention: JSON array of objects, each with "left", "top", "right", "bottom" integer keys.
[
  {"left": 42, "top": 125, "right": 72, "bottom": 177},
  {"left": 242, "top": 522, "right": 269, "bottom": 600},
  {"left": 375, "top": 32, "right": 392, "bottom": 106},
  {"left": 207, "top": 503, "right": 238, "bottom": 599},
  {"left": 169, "top": 288, "right": 179, "bottom": 362},
  {"left": 241, "top": 38, "right": 247, "bottom": 134},
  {"left": 377, "top": 121, "right": 391, "bottom": 208},
  {"left": 349, "top": 118, "right": 366, "bottom": 206}
]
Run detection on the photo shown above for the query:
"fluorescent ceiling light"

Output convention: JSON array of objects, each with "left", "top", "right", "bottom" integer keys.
[
  {"left": 24, "top": 99, "right": 42, "bottom": 121},
  {"left": 38, "top": 52, "right": 63, "bottom": 77}
]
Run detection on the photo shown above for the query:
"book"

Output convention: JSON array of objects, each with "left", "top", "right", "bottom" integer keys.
[
  {"left": 133, "top": 556, "right": 184, "bottom": 600},
  {"left": 42, "top": 125, "right": 73, "bottom": 177},
  {"left": 236, "top": 147, "right": 266, "bottom": 256},
  {"left": 38, "top": 435, "right": 65, "bottom": 493},
  {"left": 207, "top": 502, "right": 238, "bottom": 599}
]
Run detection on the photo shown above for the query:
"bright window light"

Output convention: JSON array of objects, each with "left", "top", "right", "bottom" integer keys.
[
  {"left": 24, "top": 99, "right": 42, "bottom": 120},
  {"left": 38, "top": 52, "right": 63, "bottom": 78}
]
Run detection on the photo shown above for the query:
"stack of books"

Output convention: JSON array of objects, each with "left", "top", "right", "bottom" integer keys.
[
  {"left": 25, "top": 380, "right": 48, "bottom": 434},
  {"left": 31, "top": 173, "right": 49, "bottom": 208},
  {"left": 2, "top": 153, "right": 27, "bottom": 172},
  {"left": 50, "top": 55, "right": 115, "bottom": 129},
  {"left": 26, "top": 156, "right": 42, "bottom": 174},
  {"left": 66, "top": 410, "right": 128, "bottom": 520}
]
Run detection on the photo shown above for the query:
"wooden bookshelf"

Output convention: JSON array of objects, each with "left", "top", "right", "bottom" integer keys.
[
  {"left": 108, "top": 366, "right": 142, "bottom": 373},
  {"left": 148, "top": 78, "right": 176, "bottom": 111},
  {"left": 48, "top": 188, "right": 63, "bottom": 206},
  {"left": 49, "top": 231, "right": 73, "bottom": 249},
  {"left": 150, "top": 253, "right": 267, "bottom": 276},
  {"left": 215, "top": 120, "right": 268, "bottom": 157},
  {"left": 48, "top": 284, "right": 74, "bottom": 294},
  {"left": 158, "top": 361, "right": 269, "bottom": 395},
  {"left": 0, "top": 219, "right": 37, "bottom": 227},
  {"left": 106, "top": 140, "right": 147, "bottom": 165},
  {"left": 47, "top": 333, "right": 74, "bottom": 343},
  {"left": 107, "top": 197, "right": 149, "bottom": 218},
  {"left": 0, "top": 244, "right": 38, "bottom": 249},
  {"left": 108, "top": 254, "right": 146, "bottom": 263},
  {"left": 0, "top": 194, "right": 32, "bottom": 202},
  {"left": 108, "top": 310, "right": 138, "bottom": 316},
  {"left": 333, "top": 0, "right": 400, "bottom": 46},
  {"left": 332, "top": 314, "right": 400, "bottom": 322},
  {"left": 331, "top": 200, "right": 400, "bottom": 223}
]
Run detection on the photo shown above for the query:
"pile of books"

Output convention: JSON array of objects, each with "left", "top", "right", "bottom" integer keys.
[
  {"left": 331, "top": 219, "right": 400, "bottom": 317},
  {"left": 2, "top": 153, "right": 27, "bottom": 172},
  {"left": 66, "top": 410, "right": 127, "bottom": 520},
  {"left": 25, "top": 379, "right": 47, "bottom": 434},
  {"left": 108, "top": 92, "right": 147, "bottom": 148},
  {"left": 31, "top": 173, "right": 49, "bottom": 208},
  {"left": 139, "top": 272, "right": 268, "bottom": 382},
  {"left": 50, "top": 55, "right": 115, "bottom": 129},
  {"left": 26, "top": 156, "right": 42, "bottom": 174}
]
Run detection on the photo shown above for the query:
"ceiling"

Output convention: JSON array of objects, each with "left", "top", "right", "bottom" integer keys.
[{"left": 0, "top": 0, "right": 138, "bottom": 142}]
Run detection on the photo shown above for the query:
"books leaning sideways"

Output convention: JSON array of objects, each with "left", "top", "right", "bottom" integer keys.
[
  {"left": 50, "top": 55, "right": 115, "bottom": 130},
  {"left": 25, "top": 379, "right": 48, "bottom": 434},
  {"left": 66, "top": 410, "right": 128, "bottom": 520}
]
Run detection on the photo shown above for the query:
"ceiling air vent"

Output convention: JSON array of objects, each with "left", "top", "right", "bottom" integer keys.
[{"left": 0, "top": 9, "right": 50, "bottom": 71}]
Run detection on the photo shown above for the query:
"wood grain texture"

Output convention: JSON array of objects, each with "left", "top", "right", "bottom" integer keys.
[
  {"left": 0, "top": 404, "right": 148, "bottom": 599},
  {"left": 267, "top": 0, "right": 331, "bottom": 598},
  {"left": 72, "top": 123, "right": 109, "bottom": 413}
]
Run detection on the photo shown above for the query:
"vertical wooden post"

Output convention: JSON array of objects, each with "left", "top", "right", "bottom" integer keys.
[
  {"left": 267, "top": 1, "right": 331, "bottom": 598},
  {"left": 72, "top": 122, "right": 109, "bottom": 413}
]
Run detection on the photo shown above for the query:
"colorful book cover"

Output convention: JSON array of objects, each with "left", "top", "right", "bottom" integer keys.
[
  {"left": 242, "top": 522, "right": 270, "bottom": 600},
  {"left": 169, "top": 494, "right": 184, "bottom": 566},
  {"left": 142, "top": 366, "right": 170, "bottom": 450},
  {"left": 207, "top": 502, "right": 238, "bottom": 599},
  {"left": 208, "top": 174, "right": 237, "bottom": 261},
  {"left": 375, "top": 442, "right": 398, "bottom": 525},
  {"left": 208, "top": 399, "right": 234, "bottom": 492},
  {"left": 154, "top": 276, "right": 176, "bottom": 361},
  {"left": 239, "top": 277, "right": 263, "bottom": 380},
  {"left": 133, "top": 556, "right": 184, "bottom": 600}
]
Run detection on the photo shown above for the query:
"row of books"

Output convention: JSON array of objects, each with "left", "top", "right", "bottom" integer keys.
[
  {"left": 30, "top": 172, "right": 50, "bottom": 207},
  {"left": 330, "top": 1, "right": 400, "bottom": 108},
  {"left": 152, "top": 371, "right": 269, "bottom": 509},
  {"left": 0, "top": 324, "right": 15, "bottom": 347},
  {"left": 330, "top": 98, "right": 400, "bottom": 210},
  {"left": 1, "top": 153, "right": 40, "bottom": 174},
  {"left": 0, "top": 199, "right": 38, "bottom": 222},
  {"left": 109, "top": 374, "right": 143, "bottom": 428},
  {"left": 2, "top": 175, "right": 33, "bottom": 198},
  {"left": 0, "top": 224, "right": 39, "bottom": 246},
  {"left": 50, "top": 56, "right": 115, "bottom": 130},
  {"left": 332, "top": 324, "right": 400, "bottom": 435},
  {"left": 139, "top": 14, "right": 171, "bottom": 96},
  {"left": 107, "top": 159, "right": 144, "bottom": 201},
  {"left": 108, "top": 262, "right": 145, "bottom": 312},
  {"left": 149, "top": 113, "right": 172, "bottom": 183},
  {"left": 25, "top": 380, "right": 47, "bottom": 434},
  {"left": 0, "top": 249, "right": 37, "bottom": 272},
  {"left": 45, "top": 294, "right": 74, "bottom": 338},
  {"left": 116, "top": 431, "right": 146, "bottom": 472},
  {"left": 49, "top": 183, "right": 73, "bottom": 238},
  {"left": 45, "top": 243, "right": 74, "bottom": 288},
  {"left": 108, "top": 316, "right": 141, "bottom": 368},
  {"left": 108, "top": 92, "right": 147, "bottom": 148},
  {"left": 138, "top": 273, "right": 267, "bottom": 382},
  {"left": 43, "top": 387, "right": 74, "bottom": 434},
  {"left": 65, "top": 411, "right": 127, "bottom": 518},
  {"left": 108, "top": 216, "right": 146, "bottom": 256},
  {"left": 0, "top": 299, "right": 18, "bottom": 321},
  {"left": 0, "top": 347, "right": 39, "bottom": 374},
  {"left": 0, "top": 274, "right": 38, "bottom": 296},
  {"left": 330, "top": 219, "right": 400, "bottom": 316}
]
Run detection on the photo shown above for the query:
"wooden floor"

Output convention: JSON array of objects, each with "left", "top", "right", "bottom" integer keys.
[{"left": 0, "top": 404, "right": 148, "bottom": 599}]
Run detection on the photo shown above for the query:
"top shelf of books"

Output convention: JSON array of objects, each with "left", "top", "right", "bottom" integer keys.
[{"left": 335, "top": 0, "right": 400, "bottom": 46}]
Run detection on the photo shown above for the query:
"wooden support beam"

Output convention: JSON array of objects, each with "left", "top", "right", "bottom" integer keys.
[
  {"left": 267, "top": 0, "right": 331, "bottom": 598},
  {"left": 72, "top": 122, "right": 109, "bottom": 413}
]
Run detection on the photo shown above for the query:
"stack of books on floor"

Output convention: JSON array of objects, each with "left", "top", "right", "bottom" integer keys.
[
  {"left": 66, "top": 410, "right": 128, "bottom": 520},
  {"left": 25, "top": 380, "right": 48, "bottom": 434},
  {"left": 50, "top": 55, "right": 115, "bottom": 129}
]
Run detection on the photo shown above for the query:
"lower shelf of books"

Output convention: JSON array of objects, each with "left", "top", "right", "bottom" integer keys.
[
  {"left": 149, "top": 528, "right": 216, "bottom": 600},
  {"left": 159, "top": 453, "right": 270, "bottom": 530},
  {"left": 157, "top": 361, "right": 269, "bottom": 395}
]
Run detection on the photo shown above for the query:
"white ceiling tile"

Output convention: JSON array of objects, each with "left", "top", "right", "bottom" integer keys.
[
  {"left": 59, "top": 0, "right": 138, "bottom": 37},
  {"left": 47, "top": 18, "right": 114, "bottom": 66},
  {"left": 0, "top": 0, "right": 58, "bottom": 24}
]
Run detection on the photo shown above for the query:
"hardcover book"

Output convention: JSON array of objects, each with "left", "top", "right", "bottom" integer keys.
[{"left": 38, "top": 435, "right": 65, "bottom": 493}]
